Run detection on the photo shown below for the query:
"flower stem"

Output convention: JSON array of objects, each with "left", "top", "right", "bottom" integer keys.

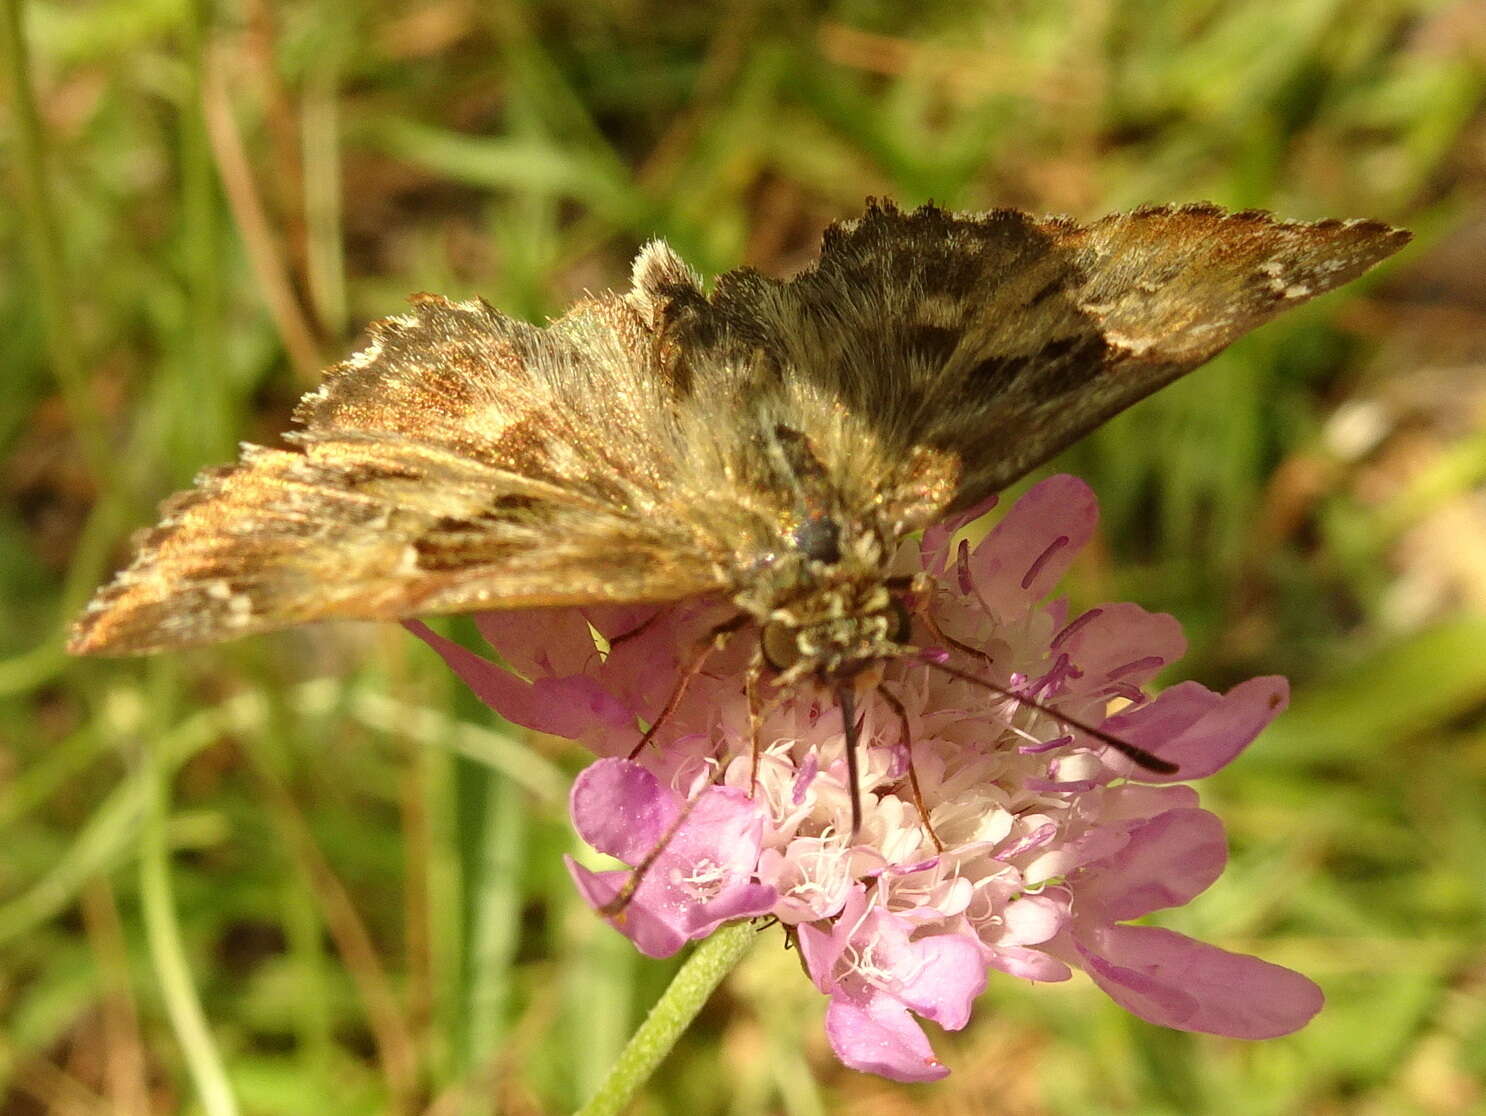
[
  {"left": 574, "top": 920, "right": 757, "bottom": 1116},
  {"left": 140, "top": 703, "right": 240, "bottom": 1115}
]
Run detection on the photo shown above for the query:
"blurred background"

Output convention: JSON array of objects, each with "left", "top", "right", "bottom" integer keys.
[{"left": 3, "top": 0, "right": 1486, "bottom": 1112}]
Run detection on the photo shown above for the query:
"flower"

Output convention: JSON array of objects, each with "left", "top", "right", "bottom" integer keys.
[
  {"left": 565, "top": 758, "right": 778, "bottom": 959},
  {"left": 408, "top": 475, "right": 1320, "bottom": 1082}
]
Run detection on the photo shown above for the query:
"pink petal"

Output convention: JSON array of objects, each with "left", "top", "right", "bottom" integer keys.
[
  {"left": 612, "top": 784, "right": 774, "bottom": 937},
  {"left": 404, "top": 620, "right": 610, "bottom": 736},
  {"left": 563, "top": 860, "right": 688, "bottom": 958},
  {"left": 1077, "top": 924, "right": 1324, "bottom": 1038},
  {"left": 474, "top": 607, "right": 598, "bottom": 678},
  {"left": 921, "top": 493, "right": 999, "bottom": 576},
  {"left": 999, "top": 894, "right": 1065, "bottom": 946},
  {"left": 684, "top": 882, "right": 779, "bottom": 931},
  {"left": 1073, "top": 808, "right": 1228, "bottom": 921},
  {"left": 569, "top": 759, "right": 679, "bottom": 865},
  {"left": 662, "top": 786, "right": 767, "bottom": 871},
  {"left": 797, "top": 921, "right": 840, "bottom": 995},
  {"left": 825, "top": 991, "right": 950, "bottom": 1083},
  {"left": 984, "top": 944, "right": 1073, "bottom": 982},
  {"left": 964, "top": 475, "right": 1098, "bottom": 618},
  {"left": 580, "top": 604, "right": 665, "bottom": 642},
  {"left": 593, "top": 609, "right": 691, "bottom": 715},
  {"left": 1101, "top": 677, "right": 1290, "bottom": 781},
  {"left": 1054, "top": 602, "right": 1187, "bottom": 691},
  {"left": 567, "top": 774, "right": 775, "bottom": 957},
  {"left": 798, "top": 886, "right": 868, "bottom": 993},
  {"left": 529, "top": 675, "right": 637, "bottom": 734},
  {"left": 894, "top": 931, "right": 987, "bottom": 1030}
]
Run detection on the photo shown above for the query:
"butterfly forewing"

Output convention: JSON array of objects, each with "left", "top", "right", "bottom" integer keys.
[
  {"left": 676, "top": 202, "right": 1410, "bottom": 513},
  {"left": 69, "top": 293, "right": 734, "bottom": 654},
  {"left": 69, "top": 202, "right": 1409, "bottom": 655}
]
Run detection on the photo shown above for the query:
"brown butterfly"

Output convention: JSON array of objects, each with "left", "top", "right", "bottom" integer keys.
[{"left": 70, "top": 201, "right": 1407, "bottom": 712}]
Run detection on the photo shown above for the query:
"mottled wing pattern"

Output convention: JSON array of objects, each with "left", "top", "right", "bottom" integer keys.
[
  {"left": 70, "top": 293, "right": 731, "bottom": 654},
  {"left": 73, "top": 200, "right": 1410, "bottom": 656},
  {"left": 674, "top": 201, "right": 1409, "bottom": 513}
]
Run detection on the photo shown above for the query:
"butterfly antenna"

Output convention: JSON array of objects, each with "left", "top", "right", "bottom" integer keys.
[
  {"left": 836, "top": 684, "right": 865, "bottom": 839},
  {"left": 922, "top": 658, "right": 1179, "bottom": 775}
]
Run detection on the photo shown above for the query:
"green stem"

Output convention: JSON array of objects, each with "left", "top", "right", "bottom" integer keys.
[
  {"left": 0, "top": 0, "right": 110, "bottom": 482},
  {"left": 139, "top": 685, "right": 240, "bottom": 1116},
  {"left": 575, "top": 920, "right": 757, "bottom": 1116},
  {"left": 178, "top": 0, "right": 230, "bottom": 470},
  {"left": 464, "top": 770, "right": 526, "bottom": 1071}
]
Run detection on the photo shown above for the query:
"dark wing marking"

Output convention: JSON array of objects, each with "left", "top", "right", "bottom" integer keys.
[{"left": 646, "top": 201, "right": 1410, "bottom": 515}]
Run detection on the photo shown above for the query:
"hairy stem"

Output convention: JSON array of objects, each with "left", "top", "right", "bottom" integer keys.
[{"left": 575, "top": 920, "right": 757, "bottom": 1116}]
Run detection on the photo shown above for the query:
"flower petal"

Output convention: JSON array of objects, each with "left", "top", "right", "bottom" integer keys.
[
  {"left": 984, "top": 945, "right": 1073, "bottom": 983},
  {"left": 404, "top": 620, "right": 613, "bottom": 736},
  {"left": 798, "top": 921, "right": 840, "bottom": 995},
  {"left": 1077, "top": 924, "right": 1324, "bottom": 1038},
  {"left": 570, "top": 758, "right": 679, "bottom": 865},
  {"left": 580, "top": 604, "right": 665, "bottom": 642},
  {"left": 894, "top": 931, "right": 987, "bottom": 1031},
  {"left": 530, "top": 675, "right": 637, "bottom": 735},
  {"left": 563, "top": 860, "right": 689, "bottom": 958},
  {"left": 1101, "top": 677, "right": 1290, "bottom": 780},
  {"left": 825, "top": 991, "right": 950, "bottom": 1083},
  {"left": 798, "top": 885, "right": 868, "bottom": 993},
  {"left": 1073, "top": 808, "right": 1228, "bottom": 921},
  {"left": 1054, "top": 602, "right": 1187, "bottom": 692},
  {"left": 964, "top": 475, "right": 1097, "bottom": 617},
  {"left": 474, "top": 607, "right": 598, "bottom": 678},
  {"left": 921, "top": 493, "right": 999, "bottom": 576},
  {"left": 999, "top": 894, "right": 1065, "bottom": 946}
]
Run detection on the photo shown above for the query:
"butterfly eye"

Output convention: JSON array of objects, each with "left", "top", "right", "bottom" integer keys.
[
  {"left": 760, "top": 619, "right": 804, "bottom": 672},
  {"left": 790, "top": 516, "right": 841, "bottom": 565}
]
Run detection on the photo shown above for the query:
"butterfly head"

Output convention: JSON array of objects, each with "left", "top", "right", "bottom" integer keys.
[
  {"left": 759, "top": 588, "right": 913, "bottom": 683},
  {"left": 744, "top": 509, "right": 919, "bottom": 684}
]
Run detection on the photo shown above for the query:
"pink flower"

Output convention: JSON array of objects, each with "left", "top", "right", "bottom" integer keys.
[
  {"left": 565, "top": 758, "right": 778, "bottom": 958},
  {"left": 798, "top": 885, "right": 985, "bottom": 1081},
  {"left": 409, "top": 475, "right": 1319, "bottom": 1082}
]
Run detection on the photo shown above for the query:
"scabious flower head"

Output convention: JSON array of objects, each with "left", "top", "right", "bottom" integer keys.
[{"left": 408, "top": 475, "right": 1321, "bottom": 1083}]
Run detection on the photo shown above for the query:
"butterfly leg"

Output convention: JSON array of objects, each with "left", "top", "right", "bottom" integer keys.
[
  {"left": 877, "top": 684, "right": 944, "bottom": 852},
  {"left": 923, "top": 658, "right": 1178, "bottom": 775},
  {"left": 918, "top": 606, "right": 995, "bottom": 669},
  {"left": 746, "top": 641, "right": 765, "bottom": 798},
  {"left": 837, "top": 684, "right": 864, "bottom": 839},
  {"left": 599, "top": 728, "right": 744, "bottom": 918},
  {"left": 596, "top": 778, "right": 710, "bottom": 918},
  {"left": 627, "top": 612, "right": 749, "bottom": 760},
  {"left": 890, "top": 570, "right": 991, "bottom": 666},
  {"left": 605, "top": 607, "right": 662, "bottom": 647},
  {"left": 745, "top": 660, "right": 795, "bottom": 799}
]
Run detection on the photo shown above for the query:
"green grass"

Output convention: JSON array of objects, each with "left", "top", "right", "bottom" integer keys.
[{"left": 3, "top": 0, "right": 1485, "bottom": 1112}]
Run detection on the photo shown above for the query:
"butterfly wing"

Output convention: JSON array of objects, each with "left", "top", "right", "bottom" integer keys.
[
  {"left": 70, "top": 292, "right": 733, "bottom": 654},
  {"left": 665, "top": 201, "right": 1410, "bottom": 515},
  {"left": 73, "top": 201, "right": 1410, "bottom": 655}
]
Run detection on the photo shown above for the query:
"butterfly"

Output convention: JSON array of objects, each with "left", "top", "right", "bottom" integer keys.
[{"left": 70, "top": 201, "right": 1407, "bottom": 713}]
